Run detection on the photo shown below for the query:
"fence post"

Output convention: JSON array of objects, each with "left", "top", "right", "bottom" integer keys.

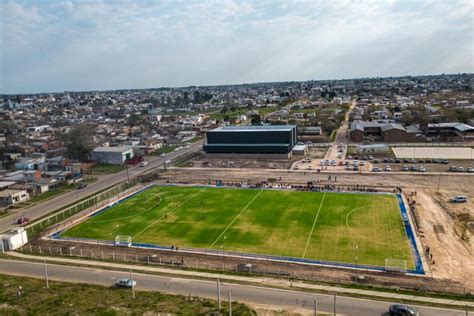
[
  {"left": 101, "top": 251, "right": 104, "bottom": 260},
  {"left": 80, "top": 249, "right": 83, "bottom": 257},
  {"left": 59, "top": 247, "right": 62, "bottom": 256},
  {"left": 38, "top": 246, "right": 42, "bottom": 254}
]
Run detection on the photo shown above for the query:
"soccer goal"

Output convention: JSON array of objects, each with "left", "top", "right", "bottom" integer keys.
[
  {"left": 115, "top": 235, "right": 132, "bottom": 247},
  {"left": 385, "top": 258, "right": 407, "bottom": 273}
]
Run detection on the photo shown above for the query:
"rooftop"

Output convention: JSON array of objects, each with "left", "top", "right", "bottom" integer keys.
[
  {"left": 93, "top": 146, "right": 133, "bottom": 153},
  {"left": 211, "top": 125, "right": 297, "bottom": 132}
]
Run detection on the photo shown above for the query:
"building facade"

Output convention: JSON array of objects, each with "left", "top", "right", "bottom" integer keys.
[
  {"left": 92, "top": 146, "right": 134, "bottom": 165},
  {"left": 204, "top": 125, "right": 297, "bottom": 157}
]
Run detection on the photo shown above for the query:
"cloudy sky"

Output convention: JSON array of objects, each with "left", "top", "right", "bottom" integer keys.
[{"left": 1, "top": 0, "right": 473, "bottom": 94}]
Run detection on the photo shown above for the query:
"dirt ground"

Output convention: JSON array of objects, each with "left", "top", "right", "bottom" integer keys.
[
  {"left": 186, "top": 154, "right": 298, "bottom": 169},
  {"left": 161, "top": 168, "right": 474, "bottom": 292},
  {"left": 414, "top": 189, "right": 473, "bottom": 289}
]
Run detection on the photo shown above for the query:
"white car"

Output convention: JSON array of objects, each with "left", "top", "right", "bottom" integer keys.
[
  {"left": 139, "top": 161, "right": 148, "bottom": 167},
  {"left": 451, "top": 196, "right": 467, "bottom": 203},
  {"left": 320, "top": 160, "right": 325, "bottom": 166},
  {"left": 115, "top": 278, "right": 136, "bottom": 288},
  {"left": 160, "top": 153, "right": 166, "bottom": 157},
  {"left": 384, "top": 165, "right": 391, "bottom": 171},
  {"left": 419, "top": 166, "right": 426, "bottom": 172},
  {"left": 372, "top": 167, "right": 382, "bottom": 172}
]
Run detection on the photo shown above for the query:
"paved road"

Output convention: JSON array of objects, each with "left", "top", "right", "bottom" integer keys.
[
  {"left": 0, "top": 141, "right": 203, "bottom": 234},
  {"left": 0, "top": 259, "right": 467, "bottom": 315},
  {"left": 325, "top": 101, "right": 356, "bottom": 161}
]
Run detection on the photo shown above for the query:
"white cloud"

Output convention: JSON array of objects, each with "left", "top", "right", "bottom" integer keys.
[{"left": 0, "top": 0, "right": 472, "bottom": 94}]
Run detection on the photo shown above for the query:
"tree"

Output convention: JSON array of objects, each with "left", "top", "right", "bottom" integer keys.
[
  {"left": 61, "top": 125, "right": 94, "bottom": 162},
  {"left": 251, "top": 114, "right": 262, "bottom": 125}
]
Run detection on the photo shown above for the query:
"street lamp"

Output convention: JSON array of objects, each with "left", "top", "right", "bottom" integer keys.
[{"left": 355, "top": 245, "right": 359, "bottom": 279}]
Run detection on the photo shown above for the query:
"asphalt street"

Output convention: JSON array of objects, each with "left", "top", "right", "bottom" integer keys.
[
  {"left": 0, "top": 259, "right": 467, "bottom": 316},
  {"left": 0, "top": 141, "right": 203, "bottom": 233}
]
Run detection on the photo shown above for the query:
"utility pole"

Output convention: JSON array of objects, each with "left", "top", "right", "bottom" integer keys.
[
  {"left": 217, "top": 279, "right": 221, "bottom": 310},
  {"left": 228, "top": 287, "right": 232, "bottom": 316},
  {"left": 126, "top": 164, "right": 130, "bottom": 183},
  {"left": 313, "top": 298, "right": 318, "bottom": 316},
  {"left": 129, "top": 268, "right": 135, "bottom": 299},
  {"left": 333, "top": 292, "right": 337, "bottom": 316},
  {"left": 43, "top": 259, "right": 49, "bottom": 289},
  {"left": 0, "top": 239, "right": 4, "bottom": 254}
]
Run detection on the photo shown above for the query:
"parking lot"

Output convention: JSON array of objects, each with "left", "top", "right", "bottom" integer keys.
[{"left": 292, "top": 153, "right": 474, "bottom": 173}]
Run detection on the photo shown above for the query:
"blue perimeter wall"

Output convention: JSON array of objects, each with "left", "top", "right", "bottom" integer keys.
[
  {"left": 52, "top": 184, "right": 425, "bottom": 275},
  {"left": 396, "top": 193, "right": 424, "bottom": 275}
]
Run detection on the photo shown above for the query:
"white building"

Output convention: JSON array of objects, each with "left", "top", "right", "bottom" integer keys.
[
  {"left": 92, "top": 146, "right": 134, "bottom": 165},
  {"left": 0, "top": 189, "right": 30, "bottom": 206},
  {"left": 1, "top": 228, "right": 28, "bottom": 251}
]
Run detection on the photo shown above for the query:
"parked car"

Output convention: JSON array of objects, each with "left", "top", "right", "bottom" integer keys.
[
  {"left": 395, "top": 159, "right": 401, "bottom": 163},
  {"left": 458, "top": 166, "right": 465, "bottom": 172},
  {"left": 139, "top": 161, "right": 149, "bottom": 167},
  {"left": 368, "top": 155, "right": 374, "bottom": 160},
  {"left": 384, "top": 165, "right": 391, "bottom": 171},
  {"left": 115, "top": 278, "right": 136, "bottom": 288},
  {"left": 373, "top": 159, "right": 379, "bottom": 163},
  {"left": 77, "top": 183, "right": 88, "bottom": 189},
  {"left": 372, "top": 167, "right": 382, "bottom": 172},
  {"left": 419, "top": 166, "right": 426, "bottom": 172},
  {"left": 359, "top": 161, "right": 365, "bottom": 166},
  {"left": 353, "top": 165, "right": 359, "bottom": 171},
  {"left": 306, "top": 166, "right": 313, "bottom": 170},
  {"left": 402, "top": 165, "right": 409, "bottom": 171},
  {"left": 410, "top": 159, "right": 417, "bottom": 163},
  {"left": 160, "top": 153, "right": 166, "bottom": 157},
  {"left": 389, "top": 304, "right": 419, "bottom": 316},
  {"left": 449, "top": 166, "right": 457, "bottom": 172},
  {"left": 410, "top": 165, "right": 418, "bottom": 171},
  {"left": 320, "top": 160, "right": 325, "bottom": 166},
  {"left": 442, "top": 159, "right": 449, "bottom": 164},
  {"left": 345, "top": 165, "right": 352, "bottom": 170},
  {"left": 451, "top": 195, "right": 468, "bottom": 203},
  {"left": 467, "top": 167, "right": 474, "bottom": 173}
]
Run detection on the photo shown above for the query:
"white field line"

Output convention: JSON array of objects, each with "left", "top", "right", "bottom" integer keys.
[
  {"left": 209, "top": 190, "right": 263, "bottom": 249},
  {"left": 132, "top": 187, "right": 207, "bottom": 239},
  {"left": 302, "top": 192, "right": 327, "bottom": 258}
]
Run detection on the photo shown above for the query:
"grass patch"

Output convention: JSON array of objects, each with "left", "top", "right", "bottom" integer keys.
[
  {"left": 152, "top": 145, "right": 177, "bottom": 155},
  {"left": 89, "top": 164, "right": 125, "bottom": 175},
  {"left": 62, "top": 186, "right": 414, "bottom": 268},
  {"left": 0, "top": 273, "right": 254, "bottom": 315}
]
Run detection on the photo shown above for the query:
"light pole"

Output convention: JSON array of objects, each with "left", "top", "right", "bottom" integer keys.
[
  {"left": 129, "top": 268, "right": 135, "bottom": 299},
  {"left": 355, "top": 245, "right": 359, "bottom": 279},
  {"left": 43, "top": 259, "right": 49, "bottom": 289}
]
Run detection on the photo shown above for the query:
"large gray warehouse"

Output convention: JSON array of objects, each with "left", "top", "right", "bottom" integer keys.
[{"left": 203, "top": 125, "right": 297, "bottom": 158}]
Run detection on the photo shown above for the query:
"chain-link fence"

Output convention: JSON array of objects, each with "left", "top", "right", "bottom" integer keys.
[
  {"left": 25, "top": 181, "right": 140, "bottom": 238},
  {"left": 21, "top": 240, "right": 473, "bottom": 297}
]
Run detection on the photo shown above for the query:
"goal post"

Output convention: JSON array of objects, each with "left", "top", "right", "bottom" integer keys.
[
  {"left": 115, "top": 235, "right": 132, "bottom": 247},
  {"left": 385, "top": 258, "right": 407, "bottom": 273}
]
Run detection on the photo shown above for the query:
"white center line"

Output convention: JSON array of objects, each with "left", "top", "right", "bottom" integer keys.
[
  {"left": 302, "top": 192, "right": 327, "bottom": 258},
  {"left": 210, "top": 189, "right": 263, "bottom": 248}
]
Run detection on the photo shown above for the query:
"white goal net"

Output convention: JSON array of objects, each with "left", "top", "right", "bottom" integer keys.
[
  {"left": 385, "top": 258, "right": 407, "bottom": 273},
  {"left": 115, "top": 235, "right": 132, "bottom": 247}
]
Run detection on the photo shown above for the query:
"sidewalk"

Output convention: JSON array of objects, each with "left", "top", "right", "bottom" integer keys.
[{"left": 6, "top": 251, "right": 472, "bottom": 308}]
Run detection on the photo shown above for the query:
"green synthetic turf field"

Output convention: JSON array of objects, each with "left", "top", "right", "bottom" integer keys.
[{"left": 61, "top": 185, "right": 414, "bottom": 268}]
